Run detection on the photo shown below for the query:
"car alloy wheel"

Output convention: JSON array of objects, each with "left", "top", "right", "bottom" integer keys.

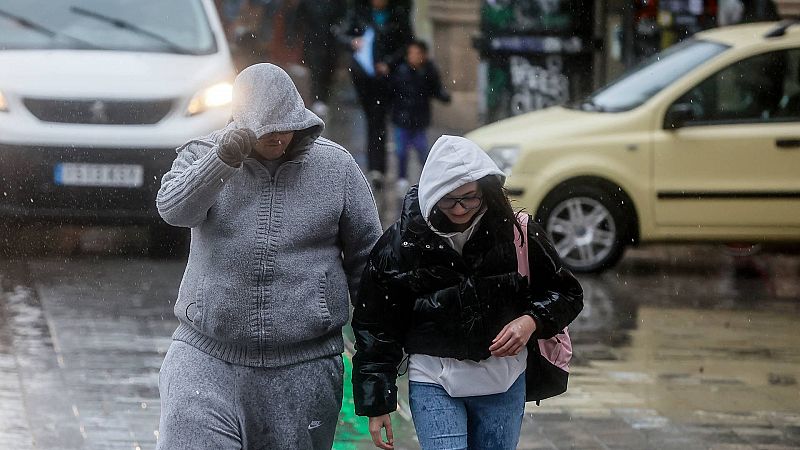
[{"left": 546, "top": 196, "right": 618, "bottom": 271}]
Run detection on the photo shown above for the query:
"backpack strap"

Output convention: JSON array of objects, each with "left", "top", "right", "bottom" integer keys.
[{"left": 514, "top": 212, "right": 530, "bottom": 278}]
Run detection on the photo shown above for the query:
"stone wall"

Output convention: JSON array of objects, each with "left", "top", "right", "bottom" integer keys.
[{"left": 428, "top": 0, "right": 481, "bottom": 132}]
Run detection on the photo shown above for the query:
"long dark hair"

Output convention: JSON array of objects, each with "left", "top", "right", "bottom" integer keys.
[
  {"left": 478, "top": 175, "right": 525, "bottom": 247},
  {"left": 429, "top": 175, "right": 525, "bottom": 246}
]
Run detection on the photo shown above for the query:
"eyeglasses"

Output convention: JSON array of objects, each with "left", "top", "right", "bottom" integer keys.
[{"left": 437, "top": 195, "right": 483, "bottom": 210}]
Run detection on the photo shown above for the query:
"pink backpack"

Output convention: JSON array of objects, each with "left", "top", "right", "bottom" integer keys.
[{"left": 514, "top": 212, "right": 573, "bottom": 403}]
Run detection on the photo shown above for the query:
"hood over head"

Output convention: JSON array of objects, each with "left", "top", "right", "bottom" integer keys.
[
  {"left": 418, "top": 135, "right": 505, "bottom": 221},
  {"left": 230, "top": 63, "right": 324, "bottom": 139}
]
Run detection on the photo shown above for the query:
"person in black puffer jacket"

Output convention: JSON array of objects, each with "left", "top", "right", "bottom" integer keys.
[{"left": 352, "top": 135, "right": 584, "bottom": 450}]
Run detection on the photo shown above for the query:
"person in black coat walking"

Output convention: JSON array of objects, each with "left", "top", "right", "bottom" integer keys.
[
  {"left": 351, "top": 135, "right": 583, "bottom": 449},
  {"left": 338, "top": 0, "right": 413, "bottom": 187},
  {"left": 291, "top": 0, "right": 347, "bottom": 119},
  {"left": 389, "top": 39, "right": 450, "bottom": 194}
]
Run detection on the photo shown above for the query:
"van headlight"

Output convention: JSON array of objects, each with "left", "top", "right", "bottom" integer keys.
[
  {"left": 487, "top": 145, "right": 520, "bottom": 176},
  {"left": 0, "top": 90, "right": 8, "bottom": 112},
  {"left": 186, "top": 82, "right": 233, "bottom": 116}
]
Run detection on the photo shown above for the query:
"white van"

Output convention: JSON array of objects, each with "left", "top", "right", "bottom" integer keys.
[{"left": 0, "top": 0, "right": 235, "bottom": 252}]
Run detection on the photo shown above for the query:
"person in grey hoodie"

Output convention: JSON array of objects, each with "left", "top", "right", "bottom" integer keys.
[{"left": 155, "top": 63, "right": 382, "bottom": 450}]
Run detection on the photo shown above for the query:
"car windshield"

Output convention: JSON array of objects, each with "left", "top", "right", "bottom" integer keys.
[
  {"left": 0, "top": 0, "right": 216, "bottom": 55},
  {"left": 572, "top": 39, "right": 730, "bottom": 112}
]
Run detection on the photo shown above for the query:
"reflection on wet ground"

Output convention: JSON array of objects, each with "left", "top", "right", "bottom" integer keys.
[
  {"left": 0, "top": 235, "right": 799, "bottom": 449},
  {"left": 529, "top": 245, "right": 800, "bottom": 449}
]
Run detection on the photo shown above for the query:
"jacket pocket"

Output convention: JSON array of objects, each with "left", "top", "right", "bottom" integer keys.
[
  {"left": 317, "top": 272, "right": 333, "bottom": 330},
  {"left": 271, "top": 271, "right": 334, "bottom": 343},
  {"left": 179, "top": 276, "right": 204, "bottom": 328},
  {"left": 191, "top": 276, "right": 205, "bottom": 328},
  {"left": 194, "top": 278, "right": 250, "bottom": 342}
]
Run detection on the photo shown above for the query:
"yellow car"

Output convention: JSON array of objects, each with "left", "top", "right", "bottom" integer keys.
[{"left": 467, "top": 21, "right": 800, "bottom": 273}]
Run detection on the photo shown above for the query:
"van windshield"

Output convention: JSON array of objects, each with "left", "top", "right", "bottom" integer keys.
[
  {"left": 571, "top": 39, "right": 730, "bottom": 112},
  {"left": 0, "top": 0, "right": 216, "bottom": 55}
]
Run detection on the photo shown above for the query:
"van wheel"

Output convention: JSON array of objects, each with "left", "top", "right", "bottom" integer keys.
[
  {"left": 148, "top": 224, "right": 189, "bottom": 259},
  {"left": 537, "top": 184, "right": 629, "bottom": 273}
]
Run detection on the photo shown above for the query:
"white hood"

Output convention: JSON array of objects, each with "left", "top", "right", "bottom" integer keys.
[{"left": 418, "top": 135, "right": 505, "bottom": 221}]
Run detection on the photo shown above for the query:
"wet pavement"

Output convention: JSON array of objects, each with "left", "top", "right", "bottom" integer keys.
[
  {"left": 0, "top": 240, "right": 798, "bottom": 449},
  {"left": 0, "top": 72, "right": 799, "bottom": 449}
]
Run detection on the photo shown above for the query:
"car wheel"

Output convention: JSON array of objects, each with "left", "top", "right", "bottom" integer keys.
[
  {"left": 537, "top": 184, "right": 630, "bottom": 273},
  {"left": 148, "top": 224, "right": 189, "bottom": 259}
]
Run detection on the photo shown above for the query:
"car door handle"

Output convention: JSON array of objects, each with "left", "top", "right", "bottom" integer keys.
[{"left": 776, "top": 139, "right": 800, "bottom": 149}]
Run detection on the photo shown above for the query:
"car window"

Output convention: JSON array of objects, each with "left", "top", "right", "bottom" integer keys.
[
  {"left": 573, "top": 39, "right": 729, "bottom": 112},
  {"left": 674, "top": 48, "right": 800, "bottom": 124},
  {"left": 0, "top": 0, "right": 216, "bottom": 55}
]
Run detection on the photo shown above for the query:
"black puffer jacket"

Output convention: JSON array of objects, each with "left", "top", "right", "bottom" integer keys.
[
  {"left": 352, "top": 187, "right": 583, "bottom": 417},
  {"left": 390, "top": 61, "right": 450, "bottom": 129}
]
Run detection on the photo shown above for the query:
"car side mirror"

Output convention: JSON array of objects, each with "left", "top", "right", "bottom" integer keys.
[{"left": 664, "top": 103, "right": 695, "bottom": 130}]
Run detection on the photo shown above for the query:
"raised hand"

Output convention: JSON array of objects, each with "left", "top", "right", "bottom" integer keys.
[{"left": 216, "top": 128, "right": 256, "bottom": 167}]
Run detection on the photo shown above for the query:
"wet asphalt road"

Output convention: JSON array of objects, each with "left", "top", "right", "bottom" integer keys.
[{"left": 0, "top": 238, "right": 798, "bottom": 450}]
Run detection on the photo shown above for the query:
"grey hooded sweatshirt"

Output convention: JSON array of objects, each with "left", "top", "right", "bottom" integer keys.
[{"left": 156, "top": 64, "right": 382, "bottom": 367}]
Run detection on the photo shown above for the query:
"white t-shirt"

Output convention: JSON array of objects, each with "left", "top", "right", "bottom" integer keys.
[
  {"left": 408, "top": 350, "right": 528, "bottom": 397},
  {"left": 408, "top": 212, "right": 528, "bottom": 397}
]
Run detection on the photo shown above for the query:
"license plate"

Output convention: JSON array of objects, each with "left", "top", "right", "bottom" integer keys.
[{"left": 54, "top": 163, "right": 144, "bottom": 188}]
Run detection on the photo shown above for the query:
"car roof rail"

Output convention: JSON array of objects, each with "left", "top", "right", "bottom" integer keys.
[{"left": 765, "top": 19, "right": 799, "bottom": 38}]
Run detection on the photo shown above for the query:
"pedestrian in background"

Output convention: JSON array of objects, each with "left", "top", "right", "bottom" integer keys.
[
  {"left": 351, "top": 135, "right": 583, "bottom": 449},
  {"left": 156, "top": 63, "right": 382, "bottom": 449},
  {"left": 338, "top": 0, "right": 413, "bottom": 189},
  {"left": 290, "top": 0, "right": 347, "bottom": 120},
  {"left": 218, "top": 0, "right": 284, "bottom": 63},
  {"left": 389, "top": 39, "right": 450, "bottom": 196}
]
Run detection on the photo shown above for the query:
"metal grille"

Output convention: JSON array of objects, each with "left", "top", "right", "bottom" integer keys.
[{"left": 23, "top": 98, "right": 174, "bottom": 125}]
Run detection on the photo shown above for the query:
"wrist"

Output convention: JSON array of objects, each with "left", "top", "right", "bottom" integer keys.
[{"left": 521, "top": 314, "right": 537, "bottom": 334}]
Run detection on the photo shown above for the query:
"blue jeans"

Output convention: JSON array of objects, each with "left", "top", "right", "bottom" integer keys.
[
  {"left": 394, "top": 127, "right": 428, "bottom": 180},
  {"left": 409, "top": 374, "right": 525, "bottom": 450}
]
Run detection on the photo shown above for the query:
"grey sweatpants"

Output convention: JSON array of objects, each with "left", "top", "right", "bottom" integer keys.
[{"left": 157, "top": 341, "right": 343, "bottom": 450}]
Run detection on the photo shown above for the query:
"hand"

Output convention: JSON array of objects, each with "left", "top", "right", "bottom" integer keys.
[
  {"left": 216, "top": 128, "right": 256, "bottom": 167},
  {"left": 351, "top": 37, "right": 364, "bottom": 51},
  {"left": 375, "top": 62, "right": 390, "bottom": 76},
  {"left": 489, "top": 315, "right": 536, "bottom": 357},
  {"left": 368, "top": 414, "right": 394, "bottom": 449}
]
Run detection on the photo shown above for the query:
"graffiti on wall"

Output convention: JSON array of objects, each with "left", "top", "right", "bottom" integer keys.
[
  {"left": 509, "top": 55, "right": 569, "bottom": 114},
  {"left": 479, "top": 0, "right": 593, "bottom": 121}
]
